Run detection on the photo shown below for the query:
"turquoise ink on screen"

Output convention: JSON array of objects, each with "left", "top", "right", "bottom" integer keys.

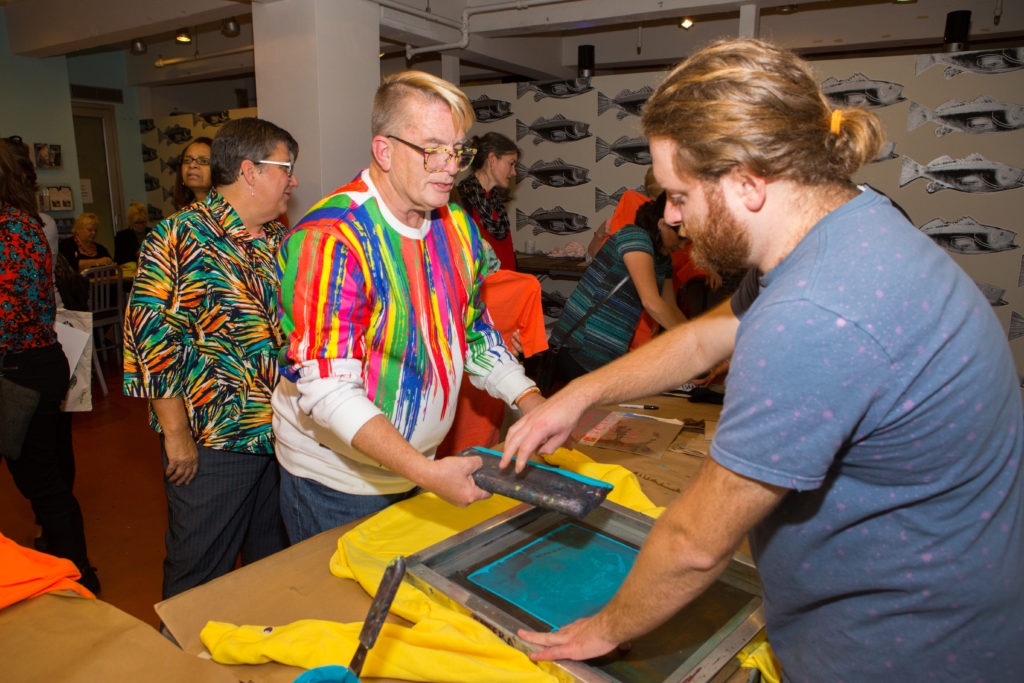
[{"left": 467, "top": 523, "right": 637, "bottom": 628}]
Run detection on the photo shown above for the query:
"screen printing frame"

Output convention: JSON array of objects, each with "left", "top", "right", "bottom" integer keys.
[{"left": 405, "top": 500, "right": 765, "bottom": 683}]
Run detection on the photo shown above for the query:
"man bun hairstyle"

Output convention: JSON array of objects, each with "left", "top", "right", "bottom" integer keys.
[
  {"left": 641, "top": 38, "right": 885, "bottom": 186},
  {"left": 211, "top": 118, "right": 298, "bottom": 187},
  {"left": 372, "top": 71, "right": 475, "bottom": 138}
]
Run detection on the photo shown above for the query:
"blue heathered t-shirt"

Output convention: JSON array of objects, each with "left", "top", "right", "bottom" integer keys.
[{"left": 713, "top": 188, "right": 1024, "bottom": 681}]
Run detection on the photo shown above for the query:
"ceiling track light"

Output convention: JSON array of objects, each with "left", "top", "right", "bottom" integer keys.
[
  {"left": 175, "top": 28, "right": 192, "bottom": 44},
  {"left": 221, "top": 17, "right": 240, "bottom": 38},
  {"left": 777, "top": 4, "right": 797, "bottom": 14},
  {"left": 680, "top": 17, "right": 694, "bottom": 30},
  {"left": 129, "top": 38, "right": 147, "bottom": 55}
]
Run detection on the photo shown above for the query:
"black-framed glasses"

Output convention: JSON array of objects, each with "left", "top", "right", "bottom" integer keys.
[
  {"left": 182, "top": 155, "right": 210, "bottom": 166},
  {"left": 257, "top": 159, "right": 295, "bottom": 178},
  {"left": 387, "top": 135, "right": 476, "bottom": 173}
]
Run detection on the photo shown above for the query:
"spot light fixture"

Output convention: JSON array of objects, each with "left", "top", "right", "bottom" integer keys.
[
  {"left": 129, "top": 38, "right": 147, "bottom": 55},
  {"left": 221, "top": 17, "right": 240, "bottom": 38},
  {"left": 175, "top": 28, "right": 192, "bottom": 44},
  {"left": 680, "top": 17, "right": 694, "bottom": 29}
]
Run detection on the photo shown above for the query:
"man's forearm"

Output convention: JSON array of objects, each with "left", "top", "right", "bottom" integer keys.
[{"left": 150, "top": 397, "right": 191, "bottom": 437}]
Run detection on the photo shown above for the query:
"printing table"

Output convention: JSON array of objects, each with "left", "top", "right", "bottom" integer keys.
[{"left": 156, "top": 396, "right": 753, "bottom": 682}]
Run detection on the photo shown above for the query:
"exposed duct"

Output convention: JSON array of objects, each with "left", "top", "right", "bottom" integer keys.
[{"left": 154, "top": 44, "right": 254, "bottom": 68}]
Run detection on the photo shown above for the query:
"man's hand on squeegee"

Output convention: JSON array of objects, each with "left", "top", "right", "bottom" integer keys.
[
  {"left": 501, "top": 388, "right": 584, "bottom": 472},
  {"left": 517, "top": 614, "right": 621, "bottom": 662}
]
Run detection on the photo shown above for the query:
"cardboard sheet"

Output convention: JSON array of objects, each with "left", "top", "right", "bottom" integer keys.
[{"left": 0, "top": 592, "right": 236, "bottom": 682}]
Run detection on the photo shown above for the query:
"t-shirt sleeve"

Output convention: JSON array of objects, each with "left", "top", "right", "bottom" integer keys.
[
  {"left": 614, "top": 225, "right": 655, "bottom": 258},
  {"left": 730, "top": 268, "right": 760, "bottom": 317},
  {"left": 711, "top": 298, "right": 891, "bottom": 491}
]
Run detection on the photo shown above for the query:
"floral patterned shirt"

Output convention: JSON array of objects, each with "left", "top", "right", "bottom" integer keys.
[
  {"left": 0, "top": 206, "right": 56, "bottom": 358},
  {"left": 123, "top": 191, "right": 285, "bottom": 454}
]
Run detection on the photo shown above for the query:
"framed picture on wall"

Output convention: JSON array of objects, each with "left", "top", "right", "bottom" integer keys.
[
  {"left": 34, "top": 143, "right": 62, "bottom": 169},
  {"left": 44, "top": 186, "right": 74, "bottom": 212}
]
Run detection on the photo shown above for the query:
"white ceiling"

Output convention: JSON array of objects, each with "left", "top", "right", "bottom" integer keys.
[{"left": 3, "top": 0, "right": 1022, "bottom": 87}]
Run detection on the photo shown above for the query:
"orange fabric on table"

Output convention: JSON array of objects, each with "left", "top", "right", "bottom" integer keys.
[
  {"left": 0, "top": 531, "right": 94, "bottom": 609},
  {"left": 436, "top": 270, "right": 548, "bottom": 457}
]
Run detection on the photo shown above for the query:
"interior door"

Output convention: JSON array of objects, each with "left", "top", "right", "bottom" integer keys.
[{"left": 71, "top": 102, "right": 124, "bottom": 256}]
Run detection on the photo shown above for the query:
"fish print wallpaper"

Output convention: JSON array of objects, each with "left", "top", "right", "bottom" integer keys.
[
  {"left": 461, "top": 45, "right": 1024, "bottom": 385},
  {"left": 138, "top": 106, "right": 257, "bottom": 223}
]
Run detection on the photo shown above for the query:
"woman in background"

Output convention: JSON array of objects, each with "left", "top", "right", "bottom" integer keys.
[
  {"left": 0, "top": 138, "right": 99, "bottom": 593},
  {"left": 173, "top": 137, "right": 213, "bottom": 210},
  {"left": 548, "top": 192, "right": 686, "bottom": 384},
  {"left": 60, "top": 212, "right": 113, "bottom": 272},
  {"left": 454, "top": 132, "right": 519, "bottom": 270},
  {"left": 115, "top": 201, "right": 150, "bottom": 264}
]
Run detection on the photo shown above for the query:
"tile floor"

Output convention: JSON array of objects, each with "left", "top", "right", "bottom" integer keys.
[{"left": 0, "top": 357, "right": 166, "bottom": 628}]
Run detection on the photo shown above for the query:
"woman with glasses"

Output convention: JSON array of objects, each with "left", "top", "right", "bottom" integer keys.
[
  {"left": 173, "top": 136, "right": 213, "bottom": 210},
  {"left": 124, "top": 117, "right": 297, "bottom": 599},
  {"left": 453, "top": 132, "right": 519, "bottom": 270}
]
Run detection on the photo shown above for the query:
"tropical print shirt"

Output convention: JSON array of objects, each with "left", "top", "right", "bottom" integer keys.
[
  {"left": 0, "top": 206, "right": 56, "bottom": 358},
  {"left": 123, "top": 191, "right": 285, "bottom": 454}
]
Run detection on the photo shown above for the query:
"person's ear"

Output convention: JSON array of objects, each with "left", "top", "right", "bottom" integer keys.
[
  {"left": 240, "top": 159, "right": 258, "bottom": 186},
  {"left": 725, "top": 166, "right": 767, "bottom": 213},
  {"left": 371, "top": 136, "right": 392, "bottom": 171}
]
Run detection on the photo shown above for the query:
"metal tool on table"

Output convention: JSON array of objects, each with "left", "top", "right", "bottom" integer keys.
[
  {"left": 347, "top": 554, "right": 406, "bottom": 679},
  {"left": 457, "top": 446, "right": 613, "bottom": 519}
]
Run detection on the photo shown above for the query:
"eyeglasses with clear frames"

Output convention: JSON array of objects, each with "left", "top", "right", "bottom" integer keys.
[
  {"left": 257, "top": 159, "right": 295, "bottom": 178},
  {"left": 387, "top": 135, "right": 477, "bottom": 173}
]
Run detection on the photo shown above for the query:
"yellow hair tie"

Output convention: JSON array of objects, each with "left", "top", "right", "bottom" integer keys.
[{"left": 830, "top": 109, "right": 843, "bottom": 135}]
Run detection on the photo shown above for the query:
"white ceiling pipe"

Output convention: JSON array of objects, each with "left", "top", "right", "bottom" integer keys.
[
  {"left": 154, "top": 44, "right": 254, "bottom": 68},
  {"left": 373, "top": 0, "right": 463, "bottom": 29},
  {"left": 403, "top": 0, "right": 572, "bottom": 60}
]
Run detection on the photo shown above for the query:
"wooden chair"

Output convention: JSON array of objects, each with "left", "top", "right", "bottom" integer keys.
[{"left": 81, "top": 265, "right": 124, "bottom": 396}]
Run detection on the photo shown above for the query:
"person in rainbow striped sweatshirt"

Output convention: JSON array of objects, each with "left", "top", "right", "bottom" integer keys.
[{"left": 271, "top": 71, "right": 545, "bottom": 543}]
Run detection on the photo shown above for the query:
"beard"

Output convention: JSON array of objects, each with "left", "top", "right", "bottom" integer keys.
[{"left": 686, "top": 181, "right": 751, "bottom": 274}]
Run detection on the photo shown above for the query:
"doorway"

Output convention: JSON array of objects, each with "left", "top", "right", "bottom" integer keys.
[{"left": 72, "top": 102, "right": 125, "bottom": 256}]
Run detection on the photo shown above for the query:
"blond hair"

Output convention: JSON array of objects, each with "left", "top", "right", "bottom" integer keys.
[
  {"left": 72, "top": 212, "right": 100, "bottom": 237},
  {"left": 641, "top": 38, "right": 884, "bottom": 186},
  {"left": 127, "top": 201, "right": 147, "bottom": 224},
  {"left": 371, "top": 71, "right": 475, "bottom": 137}
]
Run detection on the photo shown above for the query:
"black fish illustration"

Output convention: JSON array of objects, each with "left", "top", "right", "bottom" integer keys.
[
  {"left": 1010, "top": 311, "right": 1024, "bottom": 342},
  {"left": 907, "top": 96, "right": 1024, "bottom": 137},
  {"left": 516, "top": 158, "right": 590, "bottom": 189},
  {"left": 192, "top": 111, "right": 230, "bottom": 128},
  {"left": 516, "top": 78, "right": 593, "bottom": 101},
  {"left": 515, "top": 206, "right": 590, "bottom": 236},
  {"left": 596, "top": 136, "right": 651, "bottom": 166},
  {"left": 139, "top": 118, "right": 155, "bottom": 134},
  {"left": 541, "top": 290, "right": 567, "bottom": 318},
  {"left": 597, "top": 86, "right": 654, "bottom": 119},
  {"left": 596, "top": 186, "right": 629, "bottom": 212},
  {"left": 975, "top": 281, "right": 1008, "bottom": 306},
  {"left": 900, "top": 154, "right": 1024, "bottom": 194},
  {"left": 160, "top": 156, "right": 183, "bottom": 175},
  {"left": 141, "top": 144, "right": 158, "bottom": 163},
  {"left": 515, "top": 115, "right": 591, "bottom": 144},
  {"left": 919, "top": 216, "right": 1019, "bottom": 254},
  {"left": 1019, "top": 255, "right": 1024, "bottom": 288},
  {"left": 161, "top": 186, "right": 175, "bottom": 201},
  {"left": 870, "top": 141, "right": 898, "bottom": 164},
  {"left": 144, "top": 173, "right": 161, "bottom": 192},
  {"left": 470, "top": 94, "right": 513, "bottom": 122},
  {"left": 915, "top": 48, "right": 1024, "bottom": 78},
  {"left": 147, "top": 204, "right": 164, "bottom": 223},
  {"left": 821, "top": 73, "right": 906, "bottom": 109},
  {"left": 158, "top": 124, "right": 192, "bottom": 145}
]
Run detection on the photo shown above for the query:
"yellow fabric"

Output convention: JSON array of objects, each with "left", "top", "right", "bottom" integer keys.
[
  {"left": 735, "top": 630, "right": 782, "bottom": 683},
  {"left": 200, "top": 448, "right": 665, "bottom": 680}
]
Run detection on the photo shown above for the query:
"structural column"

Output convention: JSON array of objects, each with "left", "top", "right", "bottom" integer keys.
[{"left": 252, "top": 0, "right": 380, "bottom": 223}]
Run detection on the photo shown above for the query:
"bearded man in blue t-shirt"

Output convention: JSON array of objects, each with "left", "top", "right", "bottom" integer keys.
[{"left": 502, "top": 38, "right": 1024, "bottom": 682}]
